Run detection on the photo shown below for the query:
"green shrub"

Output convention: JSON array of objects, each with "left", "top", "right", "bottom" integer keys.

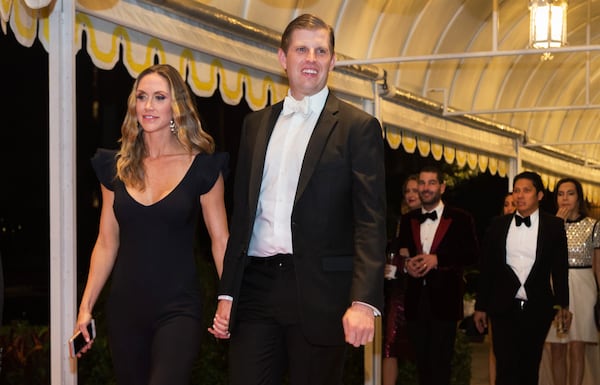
[{"left": 0, "top": 320, "right": 50, "bottom": 384}]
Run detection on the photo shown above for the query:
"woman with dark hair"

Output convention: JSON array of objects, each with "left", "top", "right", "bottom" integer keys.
[
  {"left": 502, "top": 192, "right": 516, "bottom": 216},
  {"left": 74, "top": 64, "right": 229, "bottom": 384},
  {"left": 545, "top": 177, "right": 600, "bottom": 385}
]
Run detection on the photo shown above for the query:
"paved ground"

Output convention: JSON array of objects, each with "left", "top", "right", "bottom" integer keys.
[
  {"left": 469, "top": 335, "right": 600, "bottom": 385},
  {"left": 470, "top": 338, "right": 491, "bottom": 385}
]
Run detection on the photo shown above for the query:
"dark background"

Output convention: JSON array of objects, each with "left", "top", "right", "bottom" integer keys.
[{"left": 0, "top": 27, "right": 519, "bottom": 327}]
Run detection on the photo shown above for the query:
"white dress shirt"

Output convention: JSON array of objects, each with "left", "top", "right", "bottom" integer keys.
[
  {"left": 506, "top": 209, "right": 539, "bottom": 300},
  {"left": 420, "top": 202, "right": 444, "bottom": 254},
  {"left": 248, "top": 87, "right": 329, "bottom": 257}
]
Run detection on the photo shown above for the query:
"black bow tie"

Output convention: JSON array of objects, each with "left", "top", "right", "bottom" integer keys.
[
  {"left": 419, "top": 211, "right": 438, "bottom": 223},
  {"left": 515, "top": 215, "right": 531, "bottom": 227}
]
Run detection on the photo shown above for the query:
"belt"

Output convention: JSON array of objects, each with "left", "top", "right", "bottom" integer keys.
[
  {"left": 569, "top": 265, "right": 592, "bottom": 269},
  {"left": 514, "top": 299, "right": 528, "bottom": 311},
  {"left": 249, "top": 254, "right": 293, "bottom": 268}
]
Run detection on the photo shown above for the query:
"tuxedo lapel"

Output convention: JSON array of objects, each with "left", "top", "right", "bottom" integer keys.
[
  {"left": 529, "top": 213, "right": 546, "bottom": 280},
  {"left": 430, "top": 213, "right": 452, "bottom": 254},
  {"left": 248, "top": 104, "right": 282, "bottom": 214},
  {"left": 410, "top": 217, "right": 423, "bottom": 254},
  {"left": 294, "top": 96, "right": 338, "bottom": 204},
  {"left": 500, "top": 215, "right": 523, "bottom": 288}
]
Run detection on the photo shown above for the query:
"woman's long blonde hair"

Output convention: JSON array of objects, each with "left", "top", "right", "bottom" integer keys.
[{"left": 116, "top": 64, "right": 215, "bottom": 189}]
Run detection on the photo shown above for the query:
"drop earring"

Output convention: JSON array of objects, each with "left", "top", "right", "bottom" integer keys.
[{"left": 169, "top": 119, "right": 176, "bottom": 134}]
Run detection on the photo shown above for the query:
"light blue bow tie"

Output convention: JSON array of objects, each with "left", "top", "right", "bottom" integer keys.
[{"left": 282, "top": 96, "right": 310, "bottom": 116}]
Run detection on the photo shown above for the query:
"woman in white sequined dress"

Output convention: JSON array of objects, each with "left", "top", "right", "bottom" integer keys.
[{"left": 545, "top": 178, "right": 600, "bottom": 385}]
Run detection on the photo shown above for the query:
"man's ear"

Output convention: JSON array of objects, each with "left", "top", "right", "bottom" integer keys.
[{"left": 278, "top": 48, "right": 287, "bottom": 71}]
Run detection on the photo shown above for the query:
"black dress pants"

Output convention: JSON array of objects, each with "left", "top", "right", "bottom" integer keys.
[
  {"left": 407, "top": 319, "right": 456, "bottom": 385},
  {"left": 407, "top": 287, "right": 457, "bottom": 385},
  {"left": 229, "top": 255, "right": 346, "bottom": 385},
  {"left": 491, "top": 300, "right": 553, "bottom": 385}
]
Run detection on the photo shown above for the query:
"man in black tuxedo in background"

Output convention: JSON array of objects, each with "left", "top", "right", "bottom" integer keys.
[
  {"left": 398, "top": 166, "right": 479, "bottom": 385},
  {"left": 474, "top": 171, "right": 570, "bottom": 385},
  {"left": 209, "top": 13, "right": 386, "bottom": 385}
]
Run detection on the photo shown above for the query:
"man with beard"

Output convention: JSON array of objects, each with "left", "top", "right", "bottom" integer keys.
[{"left": 397, "top": 165, "right": 479, "bottom": 385}]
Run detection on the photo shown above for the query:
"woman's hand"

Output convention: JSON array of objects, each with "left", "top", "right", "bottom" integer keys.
[
  {"left": 208, "top": 300, "right": 232, "bottom": 339},
  {"left": 73, "top": 312, "right": 95, "bottom": 357},
  {"left": 556, "top": 207, "right": 572, "bottom": 221}
]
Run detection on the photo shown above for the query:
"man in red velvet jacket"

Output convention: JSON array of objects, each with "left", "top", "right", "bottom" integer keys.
[{"left": 398, "top": 165, "right": 479, "bottom": 385}]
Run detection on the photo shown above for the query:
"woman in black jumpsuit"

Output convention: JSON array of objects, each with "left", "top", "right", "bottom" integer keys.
[{"left": 74, "top": 64, "right": 229, "bottom": 385}]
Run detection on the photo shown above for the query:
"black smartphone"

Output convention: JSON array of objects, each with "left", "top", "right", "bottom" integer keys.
[{"left": 68, "top": 319, "right": 96, "bottom": 358}]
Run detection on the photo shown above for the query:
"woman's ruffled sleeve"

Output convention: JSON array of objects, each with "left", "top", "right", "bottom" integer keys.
[
  {"left": 90, "top": 149, "right": 118, "bottom": 191},
  {"left": 193, "top": 152, "right": 229, "bottom": 195}
]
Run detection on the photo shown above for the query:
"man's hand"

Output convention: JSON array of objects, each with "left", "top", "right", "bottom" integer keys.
[
  {"left": 208, "top": 299, "right": 232, "bottom": 339},
  {"left": 554, "top": 307, "right": 573, "bottom": 332},
  {"left": 473, "top": 311, "right": 488, "bottom": 334},
  {"left": 342, "top": 303, "right": 375, "bottom": 347},
  {"left": 406, "top": 254, "right": 438, "bottom": 277}
]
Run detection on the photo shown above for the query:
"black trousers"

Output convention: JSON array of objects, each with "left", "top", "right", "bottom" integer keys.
[
  {"left": 108, "top": 314, "right": 202, "bottom": 385},
  {"left": 407, "top": 288, "right": 457, "bottom": 385},
  {"left": 407, "top": 319, "right": 456, "bottom": 385},
  {"left": 229, "top": 255, "right": 346, "bottom": 385},
  {"left": 491, "top": 300, "right": 553, "bottom": 385}
]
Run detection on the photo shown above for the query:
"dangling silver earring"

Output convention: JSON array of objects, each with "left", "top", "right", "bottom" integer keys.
[{"left": 169, "top": 119, "right": 176, "bottom": 134}]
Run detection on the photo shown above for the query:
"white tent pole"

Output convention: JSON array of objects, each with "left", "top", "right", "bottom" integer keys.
[
  {"left": 509, "top": 140, "right": 521, "bottom": 191},
  {"left": 48, "top": 0, "right": 77, "bottom": 384},
  {"left": 360, "top": 79, "right": 383, "bottom": 385}
]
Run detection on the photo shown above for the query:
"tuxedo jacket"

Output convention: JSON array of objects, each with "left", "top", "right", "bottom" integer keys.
[
  {"left": 398, "top": 206, "right": 479, "bottom": 321},
  {"left": 475, "top": 211, "right": 569, "bottom": 318},
  {"left": 218, "top": 92, "right": 387, "bottom": 345}
]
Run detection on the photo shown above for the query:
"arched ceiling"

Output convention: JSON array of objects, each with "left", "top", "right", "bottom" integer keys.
[{"left": 190, "top": 0, "right": 600, "bottom": 169}]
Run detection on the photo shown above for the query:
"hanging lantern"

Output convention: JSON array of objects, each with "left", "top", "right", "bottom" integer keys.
[{"left": 529, "top": 0, "right": 568, "bottom": 49}]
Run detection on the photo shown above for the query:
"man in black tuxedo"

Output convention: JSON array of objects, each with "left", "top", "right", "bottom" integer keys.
[
  {"left": 398, "top": 166, "right": 479, "bottom": 385},
  {"left": 208, "top": 14, "right": 386, "bottom": 385},
  {"left": 474, "top": 171, "right": 570, "bottom": 385}
]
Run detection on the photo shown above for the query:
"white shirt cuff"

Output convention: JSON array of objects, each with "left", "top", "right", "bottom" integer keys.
[
  {"left": 218, "top": 295, "right": 233, "bottom": 301},
  {"left": 352, "top": 301, "right": 381, "bottom": 316}
]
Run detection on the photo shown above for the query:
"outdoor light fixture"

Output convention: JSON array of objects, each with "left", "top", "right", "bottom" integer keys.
[{"left": 529, "top": 0, "right": 568, "bottom": 49}]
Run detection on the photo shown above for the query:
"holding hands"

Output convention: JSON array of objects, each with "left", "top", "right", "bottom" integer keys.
[{"left": 208, "top": 300, "right": 232, "bottom": 339}]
